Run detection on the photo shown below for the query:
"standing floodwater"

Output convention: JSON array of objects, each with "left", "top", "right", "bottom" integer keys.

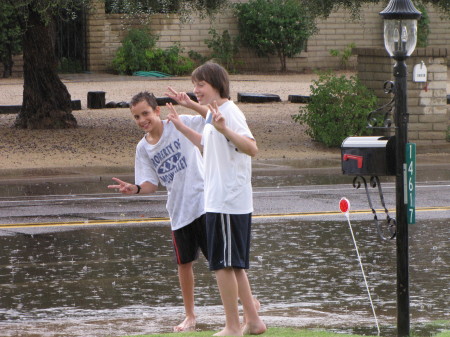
[{"left": 0, "top": 217, "right": 448, "bottom": 336}]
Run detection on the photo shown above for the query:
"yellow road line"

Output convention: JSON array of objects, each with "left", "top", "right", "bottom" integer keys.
[
  {"left": 0, "top": 206, "right": 449, "bottom": 229},
  {"left": 252, "top": 206, "right": 450, "bottom": 218},
  {"left": 0, "top": 217, "right": 169, "bottom": 229}
]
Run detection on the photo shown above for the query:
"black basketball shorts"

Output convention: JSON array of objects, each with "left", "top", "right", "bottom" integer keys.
[
  {"left": 206, "top": 212, "right": 252, "bottom": 271},
  {"left": 172, "top": 214, "right": 208, "bottom": 265}
]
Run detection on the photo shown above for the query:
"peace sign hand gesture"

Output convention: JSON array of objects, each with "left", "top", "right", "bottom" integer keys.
[
  {"left": 208, "top": 101, "right": 226, "bottom": 132},
  {"left": 165, "top": 87, "right": 193, "bottom": 108},
  {"left": 166, "top": 102, "right": 185, "bottom": 132},
  {"left": 108, "top": 177, "right": 138, "bottom": 195}
]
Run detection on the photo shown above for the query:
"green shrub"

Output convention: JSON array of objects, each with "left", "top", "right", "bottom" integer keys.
[
  {"left": 112, "top": 29, "right": 195, "bottom": 76},
  {"left": 145, "top": 44, "right": 195, "bottom": 76},
  {"left": 235, "top": 0, "right": 316, "bottom": 72},
  {"left": 329, "top": 43, "right": 356, "bottom": 70},
  {"left": 188, "top": 50, "right": 209, "bottom": 66},
  {"left": 205, "top": 28, "right": 240, "bottom": 73},
  {"left": 292, "top": 72, "right": 378, "bottom": 147},
  {"left": 112, "top": 28, "right": 158, "bottom": 75}
]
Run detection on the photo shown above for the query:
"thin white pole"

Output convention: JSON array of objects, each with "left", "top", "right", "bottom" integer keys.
[
  {"left": 340, "top": 197, "right": 380, "bottom": 336},
  {"left": 345, "top": 213, "right": 381, "bottom": 336}
]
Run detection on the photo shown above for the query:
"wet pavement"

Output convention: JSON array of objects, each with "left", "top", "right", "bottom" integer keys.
[
  {"left": 0, "top": 218, "right": 448, "bottom": 336},
  {"left": 0, "top": 160, "right": 449, "bottom": 336}
]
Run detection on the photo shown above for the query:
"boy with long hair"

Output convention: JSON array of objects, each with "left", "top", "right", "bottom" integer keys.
[{"left": 166, "top": 62, "right": 266, "bottom": 336}]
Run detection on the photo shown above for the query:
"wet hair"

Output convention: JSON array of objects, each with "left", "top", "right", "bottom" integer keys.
[
  {"left": 130, "top": 91, "right": 158, "bottom": 109},
  {"left": 191, "top": 62, "right": 230, "bottom": 99}
]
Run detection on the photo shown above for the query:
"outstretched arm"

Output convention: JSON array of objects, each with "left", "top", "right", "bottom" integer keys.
[
  {"left": 165, "top": 86, "right": 208, "bottom": 118},
  {"left": 209, "top": 101, "right": 258, "bottom": 157},
  {"left": 108, "top": 177, "right": 158, "bottom": 194},
  {"left": 166, "top": 103, "right": 203, "bottom": 151}
]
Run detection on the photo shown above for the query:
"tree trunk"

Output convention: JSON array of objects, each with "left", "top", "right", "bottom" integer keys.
[
  {"left": 278, "top": 51, "right": 287, "bottom": 72},
  {"left": 14, "top": 7, "right": 77, "bottom": 129}
]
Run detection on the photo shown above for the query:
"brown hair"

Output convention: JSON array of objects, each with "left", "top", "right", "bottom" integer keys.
[
  {"left": 130, "top": 91, "right": 158, "bottom": 109},
  {"left": 191, "top": 62, "right": 230, "bottom": 99}
]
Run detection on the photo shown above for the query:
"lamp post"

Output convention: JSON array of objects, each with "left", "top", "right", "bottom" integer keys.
[{"left": 379, "top": 1, "right": 421, "bottom": 336}]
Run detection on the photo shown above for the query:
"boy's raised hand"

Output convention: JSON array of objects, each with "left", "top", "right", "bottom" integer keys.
[
  {"left": 167, "top": 102, "right": 203, "bottom": 150},
  {"left": 165, "top": 87, "right": 193, "bottom": 107},
  {"left": 166, "top": 103, "right": 184, "bottom": 130},
  {"left": 165, "top": 86, "right": 209, "bottom": 118},
  {"left": 108, "top": 177, "right": 137, "bottom": 195},
  {"left": 209, "top": 101, "right": 226, "bottom": 132}
]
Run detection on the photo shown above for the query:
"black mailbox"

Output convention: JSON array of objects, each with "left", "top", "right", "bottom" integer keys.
[{"left": 341, "top": 136, "right": 396, "bottom": 176}]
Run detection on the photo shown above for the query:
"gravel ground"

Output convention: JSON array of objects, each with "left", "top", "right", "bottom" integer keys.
[
  {"left": 1, "top": 71, "right": 448, "bottom": 178},
  {"left": 0, "top": 72, "right": 341, "bottom": 177}
]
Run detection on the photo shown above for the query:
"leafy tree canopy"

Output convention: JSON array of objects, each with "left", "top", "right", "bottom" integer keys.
[
  {"left": 105, "top": 0, "right": 227, "bottom": 15},
  {"left": 305, "top": 0, "right": 450, "bottom": 19},
  {"left": 236, "top": 0, "right": 317, "bottom": 72}
]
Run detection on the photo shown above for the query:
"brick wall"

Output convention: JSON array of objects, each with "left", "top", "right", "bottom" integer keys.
[
  {"left": 355, "top": 47, "right": 448, "bottom": 144},
  {"left": 86, "top": 1, "right": 241, "bottom": 72},
  {"left": 86, "top": 1, "right": 375, "bottom": 72},
  {"left": 85, "top": 2, "right": 450, "bottom": 73},
  {"left": 3, "top": 2, "right": 450, "bottom": 79}
]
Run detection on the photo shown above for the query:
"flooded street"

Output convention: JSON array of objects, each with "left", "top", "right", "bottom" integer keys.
[
  {"left": 0, "top": 216, "right": 448, "bottom": 336},
  {"left": 0, "top": 161, "right": 449, "bottom": 336}
]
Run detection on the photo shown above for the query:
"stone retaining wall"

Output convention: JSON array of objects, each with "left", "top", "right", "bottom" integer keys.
[{"left": 355, "top": 47, "right": 448, "bottom": 144}]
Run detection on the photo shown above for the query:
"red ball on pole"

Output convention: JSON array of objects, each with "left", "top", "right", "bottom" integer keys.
[{"left": 339, "top": 197, "right": 350, "bottom": 214}]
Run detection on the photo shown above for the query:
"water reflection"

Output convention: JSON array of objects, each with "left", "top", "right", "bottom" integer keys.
[{"left": 0, "top": 218, "right": 448, "bottom": 336}]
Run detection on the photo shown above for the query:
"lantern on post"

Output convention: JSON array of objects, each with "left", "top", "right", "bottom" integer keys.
[
  {"left": 379, "top": 1, "right": 421, "bottom": 336},
  {"left": 381, "top": 0, "right": 420, "bottom": 58}
]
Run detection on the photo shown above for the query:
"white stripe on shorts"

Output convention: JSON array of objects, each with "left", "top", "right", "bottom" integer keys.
[
  {"left": 226, "top": 214, "right": 231, "bottom": 266},
  {"left": 220, "top": 214, "right": 226, "bottom": 267},
  {"left": 220, "top": 213, "right": 232, "bottom": 267}
]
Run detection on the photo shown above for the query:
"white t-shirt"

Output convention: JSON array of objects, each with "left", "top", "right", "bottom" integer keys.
[
  {"left": 135, "top": 115, "right": 205, "bottom": 231},
  {"left": 202, "top": 100, "right": 254, "bottom": 214}
]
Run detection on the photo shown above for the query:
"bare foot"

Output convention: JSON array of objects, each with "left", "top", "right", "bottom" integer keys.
[
  {"left": 173, "top": 317, "right": 196, "bottom": 332},
  {"left": 213, "top": 327, "right": 243, "bottom": 336},
  {"left": 242, "top": 320, "right": 267, "bottom": 335}
]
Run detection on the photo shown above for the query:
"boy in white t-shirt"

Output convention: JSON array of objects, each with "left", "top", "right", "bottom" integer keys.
[
  {"left": 166, "top": 62, "right": 266, "bottom": 336},
  {"left": 107, "top": 91, "right": 208, "bottom": 332}
]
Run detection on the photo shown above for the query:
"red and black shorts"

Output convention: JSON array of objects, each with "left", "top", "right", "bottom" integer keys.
[
  {"left": 171, "top": 214, "right": 208, "bottom": 265},
  {"left": 206, "top": 212, "right": 252, "bottom": 271}
]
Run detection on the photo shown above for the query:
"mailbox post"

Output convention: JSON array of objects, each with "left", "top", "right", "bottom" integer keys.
[{"left": 380, "top": 0, "right": 421, "bottom": 336}]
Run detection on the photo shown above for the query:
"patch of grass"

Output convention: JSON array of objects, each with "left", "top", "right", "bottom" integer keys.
[
  {"left": 125, "top": 327, "right": 377, "bottom": 337},
  {"left": 411, "top": 320, "right": 450, "bottom": 337},
  {"left": 434, "top": 332, "right": 450, "bottom": 337},
  {"left": 124, "top": 324, "right": 450, "bottom": 337},
  {"left": 124, "top": 321, "right": 450, "bottom": 337},
  {"left": 423, "top": 319, "right": 450, "bottom": 337}
]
